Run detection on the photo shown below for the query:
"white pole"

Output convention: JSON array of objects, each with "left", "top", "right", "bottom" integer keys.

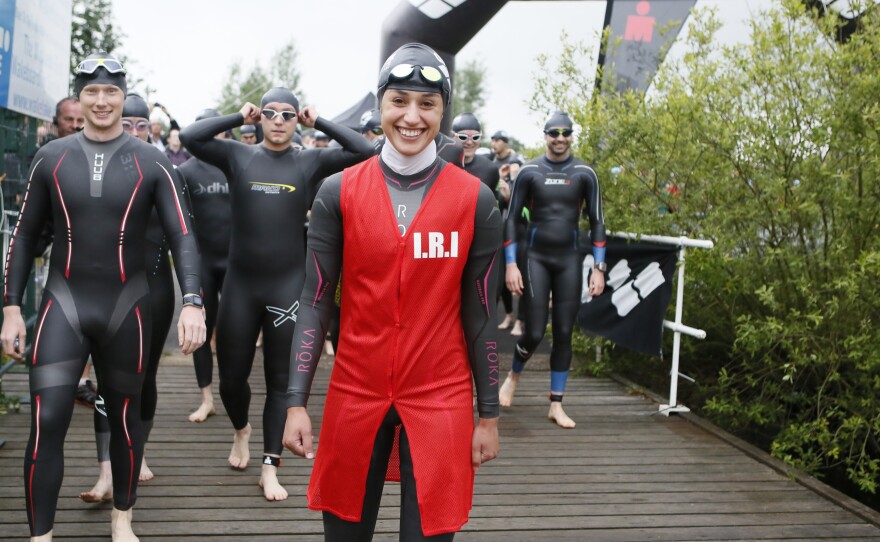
[
  {"left": 661, "top": 246, "right": 691, "bottom": 415},
  {"left": 611, "top": 231, "right": 714, "bottom": 250}
]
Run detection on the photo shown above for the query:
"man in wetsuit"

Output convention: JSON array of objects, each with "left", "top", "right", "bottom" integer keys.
[
  {"left": 177, "top": 108, "right": 232, "bottom": 423},
  {"left": 180, "top": 87, "right": 372, "bottom": 501},
  {"left": 80, "top": 92, "right": 183, "bottom": 504},
  {"left": 239, "top": 124, "right": 257, "bottom": 145},
  {"left": 359, "top": 108, "right": 383, "bottom": 145},
  {"left": 500, "top": 111, "right": 606, "bottom": 429},
  {"left": 1, "top": 52, "right": 205, "bottom": 542},
  {"left": 452, "top": 112, "right": 498, "bottom": 192},
  {"left": 283, "top": 42, "right": 500, "bottom": 542}
]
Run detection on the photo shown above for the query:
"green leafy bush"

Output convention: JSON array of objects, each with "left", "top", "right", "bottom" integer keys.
[{"left": 538, "top": 0, "right": 880, "bottom": 501}]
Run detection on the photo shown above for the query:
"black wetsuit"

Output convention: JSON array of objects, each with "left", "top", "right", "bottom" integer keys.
[
  {"left": 287, "top": 155, "right": 501, "bottom": 542},
  {"left": 504, "top": 154, "right": 605, "bottom": 395},
  {"left": 94, "top": 210, "right": 176, "bottom": 462},
  {"left": 177, "top": 156, "right": 231, "bottom": 389},
  {"left": 180, "top": 114, "right": 371, "bottom": 457},
  {"left": 5, "top": 132, "right": 199, "bottom": 536}
]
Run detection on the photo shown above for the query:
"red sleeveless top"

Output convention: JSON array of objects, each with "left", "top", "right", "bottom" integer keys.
[{"left": 307, "top": 156, "right": 480, "bottom": 535}]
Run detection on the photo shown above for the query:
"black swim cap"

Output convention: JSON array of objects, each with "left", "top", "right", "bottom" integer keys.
[
  {"left": 74, "top": 52, "right": 127, "bottom": 97},
  {"left": 195, "top": 108, "right": 221, "bottom": 122},
  {"left": 359, "top": 109, "right": 381, "bottom": 132},
  {"left": 240, "top": 124, "right": 257, "bottom": 135},
  {"left": 260, "top": 87, "right": 299, "bottom": 111},
  {"left": 314, "top": 131, "right": 330, "bottom": 141},
  {"left": 452, "top": 112, "right": 481, "bottom": 132},
  {"left": 123, "top": 93, "right": 150, "bottom": 119},
  {"left": 544, "top": 111, "right": 574, "bottom": 131},
  {"left": 377, "top": 43, "right": 451, "bottom": 107},
  {"left": 491, "top": 130, "right": 509, "bottom": 142}
]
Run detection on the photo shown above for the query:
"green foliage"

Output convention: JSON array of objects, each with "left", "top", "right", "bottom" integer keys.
[
  {"left": 535, "top": 0, "right": 880, "bottom": 498},
  {"left": 451, "top": 59, "right": 488, "bottom": 121},
  {"left": 217, "top": 41, "right": 305, "bottom": 115},
  {"left": 70, "top": 0, "right": 125, "bottom": 89}
]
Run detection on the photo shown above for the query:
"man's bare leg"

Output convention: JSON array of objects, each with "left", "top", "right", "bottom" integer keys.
[
  {"left": 111, "top": 507, "right": 139, "bottom": 542},
  {"left": 188, "top": 386, "right": 216, "bottom": 423},
  {"left": 548, "top": 401, "right": 576, "bottom": 429},
  {"left": 79, "top": 460, "right": 112, "bottom": 502},
  {"left": 499, "top": 371, "right": 520, "bottom": 407},
  {"left": 31, "top": 531, "right": 52, "bottom": 541},
  {"left": 228, "top": 423, "right": 251, "bottom": 469},
  {"left": 258, "top": 457, "right": 288, "bottom": 501}
]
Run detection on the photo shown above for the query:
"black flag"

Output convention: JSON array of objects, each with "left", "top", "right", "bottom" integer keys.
[{"left": 578, "top": 236, "right": 678, "bottom": 357}]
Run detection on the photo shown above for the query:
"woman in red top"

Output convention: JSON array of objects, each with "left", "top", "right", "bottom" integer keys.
[{"left": 283, "top": 43, "right": 501, "bottom": 541}]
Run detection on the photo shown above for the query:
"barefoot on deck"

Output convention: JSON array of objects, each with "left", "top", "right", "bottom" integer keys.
[
  {"left": 497, "top": 313, "right": 514, "bottom": 330},
  {"left": 31, "top": 531, "right": 53, "bottom": 541},
  {"left": 510, "top": 320, "right": 523, "bottom": 336},
  {"left": 111, "top": 507, "right": 139, "bottom": 542},
  {"left": 548, "top": 401, "right": 576, "bottom": 428},
  {"left": 499, "top": 372, "right": 519, "bottom": 408},
  {"left": 80, "top": 461, "right": 113, "bottom": 503},
  {"left": 259, "top": 463, "right": 289, "bottom": 501},
  {"left": 138, "top": 458, "right": 153, "bottom": 482},
  {"left": 228, "top": 424, "right": 252, "bottom": 470},
  {"left": 188, "top": 401, "right": 216, "bottom": 423}
]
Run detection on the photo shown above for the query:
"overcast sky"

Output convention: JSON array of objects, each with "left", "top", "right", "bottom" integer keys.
[{"left": 110, "top": 0, "right": 773, "bottom": 147}]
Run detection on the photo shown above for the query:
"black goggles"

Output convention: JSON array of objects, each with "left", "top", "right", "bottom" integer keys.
[
  {"left": 75, "top": 58, "right": 126, "bottom": 75},
  {"left": 388, "top": 64, "right": 444, "bottom": 86},
  {"left": 122, "top": 120, "right": 149, "bottom": 132},
  {"left": 262, "top": 109, "right": 298, "bottom": 121},
  {"left": 455, "top": 132, "right": 481, "bottom": 142},
  {"left": 545, "top": 129, "right": 573, "bottom": 138}
]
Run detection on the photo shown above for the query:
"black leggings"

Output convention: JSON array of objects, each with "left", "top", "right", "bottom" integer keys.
[
  {"left": 26, "top": 271, "right": 150, "bottom": 536},
  {"left": 322, "top": 407, "right": 455, "bottom": 542},
  {"left": 513, "top": 247, "right": 582, "bottom": 373},
  {"left": 216, "top": 267, "right": 302, "bottom": 455},
  {"left": 192, "top": 256, "right": 226, "bottom": 388},
  {"left": 94, "top": 251, "right": 174, "bottom": 461}
]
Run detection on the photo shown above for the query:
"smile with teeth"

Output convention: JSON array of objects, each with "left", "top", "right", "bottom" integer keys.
[{"left": 398, "top": 127, "right": 423, "bottom": 138}]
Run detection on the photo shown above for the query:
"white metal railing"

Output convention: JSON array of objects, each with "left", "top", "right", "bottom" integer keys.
[{"left": 612, "top": 232, "right": 714, "bottom": 415}]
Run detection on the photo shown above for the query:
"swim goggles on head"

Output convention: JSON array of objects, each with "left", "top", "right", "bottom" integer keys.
[{"left": 75, "top": 58, "right": 126, "bottom": 75}]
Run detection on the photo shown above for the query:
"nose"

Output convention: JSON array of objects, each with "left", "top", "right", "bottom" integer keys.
[{"left": 402, "top": 101, "right": 421, "bottom": 124}]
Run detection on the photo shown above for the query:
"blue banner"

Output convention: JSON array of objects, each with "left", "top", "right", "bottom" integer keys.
[{"left": 0, "top": 0, "right": 16, "bottom": 109}]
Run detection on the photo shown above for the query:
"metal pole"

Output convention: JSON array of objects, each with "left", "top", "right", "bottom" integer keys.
[{"left": 661, "top": 246, "right": 691, "bottom": 415}]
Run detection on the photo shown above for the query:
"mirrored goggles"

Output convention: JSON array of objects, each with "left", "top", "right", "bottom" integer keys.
[
  {"left": 389, "top": 64, "right": 443, "bottom": 85},
  {"left": 262, "top": 109, "right": 298, "bottom": 121},
  {"left": 370, "top": 127, "right": 384, "bottom": 136},
  {"left": 75, "top": 58, "right": 126, "bottom": 75},
  {"left": 545, "top": 129, "right": 573, "bottom": 138}
]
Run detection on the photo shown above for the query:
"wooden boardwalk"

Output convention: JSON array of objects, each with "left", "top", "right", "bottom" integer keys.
[{"left": 2, "top": 351, "right": 880, "bottom": 541}]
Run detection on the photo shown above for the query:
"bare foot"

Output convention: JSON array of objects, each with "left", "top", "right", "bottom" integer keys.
[
  {"left": 111, "top": 507, "right": 139, "bottom": 541},
  {"left": 497, "top": 313, "right": 515, "bottom": 330},
  {"left": 31, "top": 530, "right": 52, "bottom": 541},
  {"left": 323, "top": 339, "right": 335, "bottom": 356},
  {"left": 255, "top": 331, "right": 263, "bottom": 348},
  {"left": 188, "top": 401, "right": 216, "bottom": 423},
  {"left": 259, "top": 463, "right": 289, "bottom": 501},
  {"left": 228, "top": 424, "right": 252, "bottom": 470},
  {"left": 80, "top": 461, "right": 113, "bottom": 503},
  {"left": 499, "top": 372, "right": 519, "bottom": 408},
  {"left": 510, "top": 320, "right": 523, "bottom": 337},
  {"left": 548, "top": 402, "right": 576, "bottom": 428},
  {"left": 138, "top": 458, "right": 153, "bottom": 482}
]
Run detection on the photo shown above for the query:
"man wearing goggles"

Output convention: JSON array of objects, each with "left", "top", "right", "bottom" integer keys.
[
  {"left": 500, "top": 111, "right": 607, "bottom": 429},
  {"left": 284, "top": 42, "right": 500, "bottom": 542},
  {"left": 180, "top": 86, "right": 372, "bottom": 503},
  {"left": 2, "top": 52, "right": 205, "bottom": 542},
  {"left": 80, "top": 92, "right": 183, "bottom": 505}
]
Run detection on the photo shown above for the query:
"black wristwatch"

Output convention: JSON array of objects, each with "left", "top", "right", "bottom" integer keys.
[
  {"left": 182, "top": 294, "right": 203, "bottom": 308},
  {"left": 594, "top": 262, "right": 608, "bottom": 273}
]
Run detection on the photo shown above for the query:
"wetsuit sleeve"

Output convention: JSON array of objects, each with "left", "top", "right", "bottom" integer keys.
[
  {"left": 153, "top": 155, "right": 201, "bottom": 296},
  {"left": 582, "top": 167, "right": 607, "bottom": 262},
  {"left": 309, "top": 117, "right": 373, "bottom": 182},
  {"left": 179, "top": 113, "right": 244, "bottom": 175},
  {"left": 504, "top": 169, "right": 532, "bottom": 264},
  {"left": 461, "top": 184, "right": 503, "bottom": 419},
  {"left": 286, "top": 173, "right": 344, "bottom": 408},
  {"left": 3, "top": 151, "right": 51, "bottom": 306}
]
